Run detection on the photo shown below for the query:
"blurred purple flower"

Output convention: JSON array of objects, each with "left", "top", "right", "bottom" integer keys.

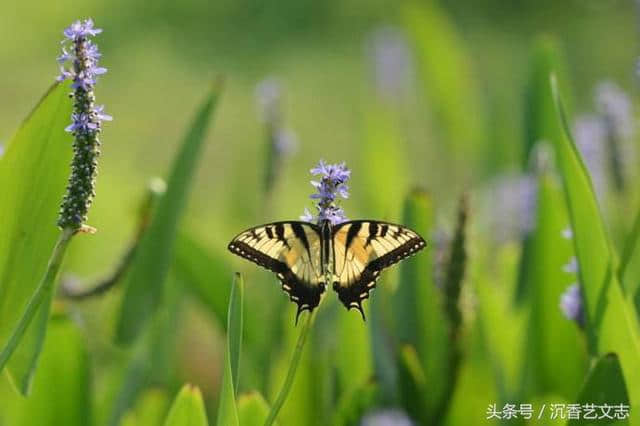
[
  {"left": 273, "top": 127, "right": 297, "bottom": 157},
  {"left": 560, "top": 283, "right": 584, "bottom": 327},
  {"left": 488, "top": 173, "right": 537, "bottom": 242},
  {"left": 562, "top": 227, "right": 573, "bottom": 240},
  {"left": 301, "top": 160, "right": 350, "bottom": 225},
  {"left": 366, "top": 26, "right": 415, "bottom": 100},
  {"left": 256, "top": 78, "right": 281, "bottom": 122},
  {"left": 595, "top": 81, "right": 635, "bottom": 192},
  {"left": 573, "top": 115, "right": 607, "bottom": 201},
  {"left": 361, "top": 409, "right": 415, "bottom": 426},
  {"left": 562, "top": 256, "right": 579, "bottom": 274},
  {"left": 596, "top": 81, "right": 633, "bottom": 141},
  {"left": 255, "top": 77, "right": 297, "bottom": 196}
]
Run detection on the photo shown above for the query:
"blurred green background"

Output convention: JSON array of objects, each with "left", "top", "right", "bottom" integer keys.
[{"left": 1, "top": 0, "right": 639, "bottom": 425}]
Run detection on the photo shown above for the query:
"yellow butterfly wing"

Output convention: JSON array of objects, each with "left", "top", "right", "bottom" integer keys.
[
  {"left": 332, "top": 220, "right": 426, "bottom": 318},
  {"left": 228, "top": 221, "right": 324, "bottom": 321}
]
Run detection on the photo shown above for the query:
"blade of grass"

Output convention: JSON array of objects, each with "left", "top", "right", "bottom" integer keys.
[
  {"left": 0, "top": 83, "right": 73, "bottom": 393},
  {"left": 521, "top": 172, "right": 586, "bottom": 399},
  {"left": 0, "top": 228, "right": 74, "bottom": 388},
  {"left": 228, "top": 273, "right": 243, "bottom": 395},
  {"left": 216, "top": 273, "right": 243, "bottom": 426},
  {"left": 394, "top": 189, "right": 448, "bottom": 422},
  {"left": 116, "top": 81, "right": 223, "bottom": 344},
  {"left": 620, "top": 209, "right": 640, "bottom": 301},
  {"left": 551, "top": 75, "right": 640, "bottom": 411},
  {"left": 523, "top": 36, "right": 571, "bottom": 167}
]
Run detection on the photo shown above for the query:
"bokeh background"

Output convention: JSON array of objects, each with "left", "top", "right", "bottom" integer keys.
[{"left": 1, "top": 0, "right": 639, "bottom": 425}]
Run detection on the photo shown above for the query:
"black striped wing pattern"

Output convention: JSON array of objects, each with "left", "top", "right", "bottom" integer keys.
[
  {"left": 332, "top": 221, "right": 426, "bottom": 318},
  {"left": 227, "top": 221, "right": 325, "bottom": 321}
]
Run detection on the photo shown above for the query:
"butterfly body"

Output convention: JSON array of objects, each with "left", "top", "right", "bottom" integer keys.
[{"left": 228, "top": 219, "right": 426, "bottom": 322}]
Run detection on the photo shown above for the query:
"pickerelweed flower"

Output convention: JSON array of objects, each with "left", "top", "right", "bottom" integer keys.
[
  {"left": 56, "top": 18, "right": 111, "bottom": 229},
  {"left": 560, "top": 283, "right": 584, "bottom": 327},
  {"left": 573, "top": 115, "right": 607, "bottom": 202},
  {"left": 301, "top": 160, "right": 350, "bottom": 225},
  {"left": 595, "top": 81, "right": 635, "bottom": 192},
  {"left": 596, "top": 81, "right": 633, "bottom": 142},
  {"left": 366, "top": 26, "right": 414, "bottom": 100},
  {"left": 255, "top": 78, "right": 297, "bottom": 196},
  {"left": 487, "top": 173, "right": 537, "bottom": 243}
]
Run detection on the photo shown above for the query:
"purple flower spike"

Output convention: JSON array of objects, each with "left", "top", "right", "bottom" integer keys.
[
  {"left": 301, "top": 160, "right": 351, "bottom": 225},
  {"left": 560, "top": 284, "right": 585, "bottom": 327},
  {"left": 56, "top": 18, "right": 110, "bottom": 230}
]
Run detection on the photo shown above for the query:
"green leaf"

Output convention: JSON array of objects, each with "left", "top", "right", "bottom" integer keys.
[
  {"left": 473, "top": 243, "right": 528, "bottom": 400},
  {"left": 216, "top": 273, "right": 242, "bottom": 426},
  {"left": 237, "top": 391, "right": 272, "bottom": 426},
  {"left": 228, "top": 273, "right": 243, "bottom": 395},
  {"left": 393, "top": 190, "right": 449, "bottom": 421},
  {"left": 620, "top": 209, "right": 640, "bottom": 305},
  {"left": 0, "top": 315, "right": 91, "bottom": 426},
  {"left": 394, "top": 189, "right": 436, "bottom": 346},
  {"left": 368, "top": 289, "right": 397, "bottom": 403},
  {"left": 163, "top": 385, "right": 209, "bottom": 426},
  {"left": 550, "top": 76, "right": 640, "bottom": 411},
  {"left": 523, "top": 36, "right": 570, "bottom": 167},
  {"left": 117, "top": 82, "right": 223, "bottom": 344},
  {"left": 0, "top": 83, "right": 72, "bottom": 393},
  {"left": 516, "top": 37, "right": 570, "bottom": 303},
  {"left": 173, "top": 231, "right": 231, "bottom": 328},
  {"left": 522, "top": 172, "right": 586, "bottom": 398},
  {"left": 568, "top": 353, "right": 629, "bottom": 426}
]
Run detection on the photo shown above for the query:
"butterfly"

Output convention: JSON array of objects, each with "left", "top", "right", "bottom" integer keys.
[{"left": 228, "top": 219, "right": 426, "bottom": 322}]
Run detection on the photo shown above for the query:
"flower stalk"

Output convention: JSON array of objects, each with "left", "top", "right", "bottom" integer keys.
[
  {"left": 263, "top": 311, "right": 315, "bottom": 426},
  {"left": 265, "top": 160, "right": 351, "bottom": 424},
  {"left": 0, "top": 228, "right": 74, "bottom": 370},
  {"left": 0, "top": 17, "right": 110, "bottom": 374}
]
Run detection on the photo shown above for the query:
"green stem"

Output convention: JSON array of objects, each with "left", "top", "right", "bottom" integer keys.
[
  {"left": 0, "top": 227, "right": 74, "bottom": 370},
  {"left": 263, "top": 310, "right": 315, "bottom": 426}
]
